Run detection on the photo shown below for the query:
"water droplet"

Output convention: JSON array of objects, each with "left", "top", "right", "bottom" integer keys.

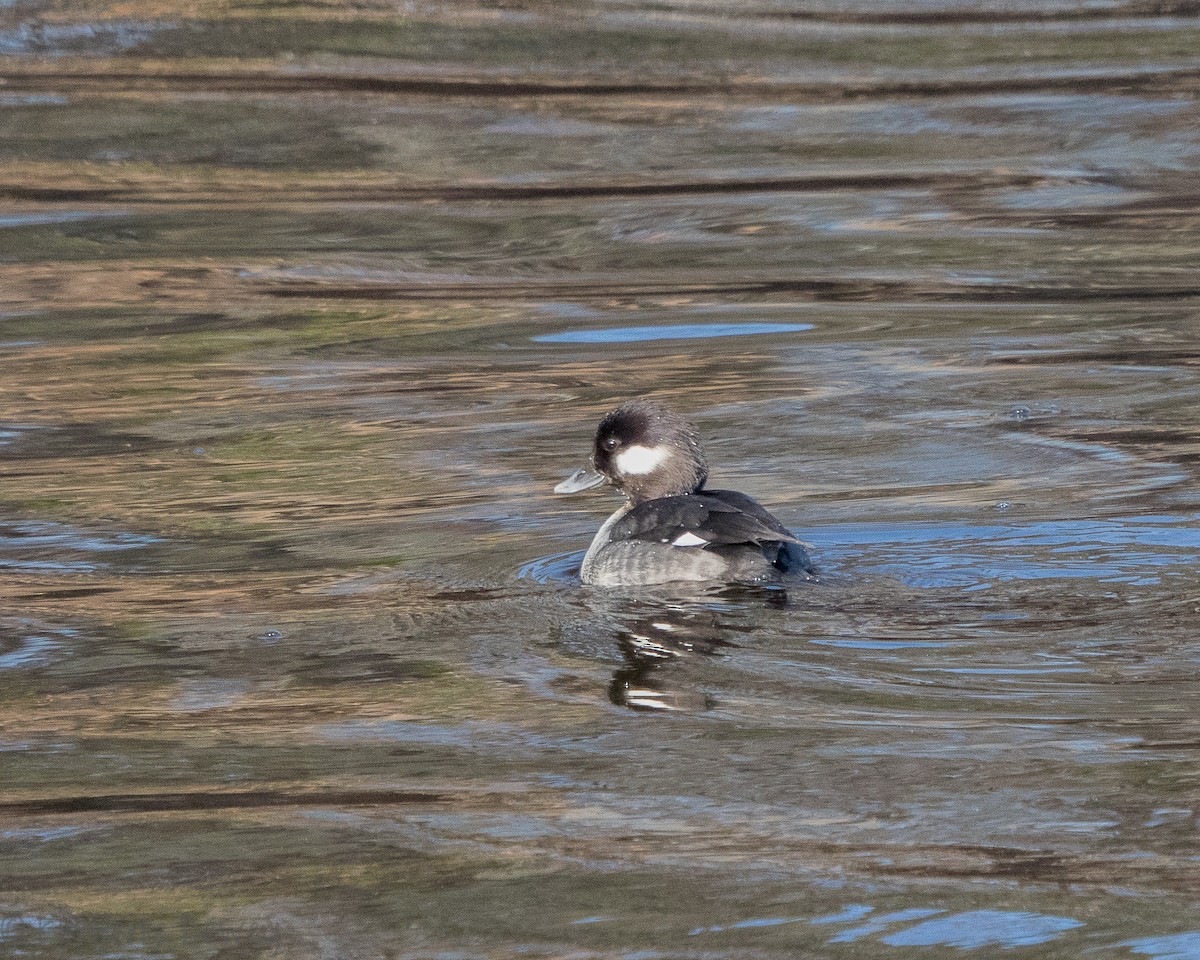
[
  {"left": 256, "top": 629, "right": 284, "bottom": 643},
  {"left": 1008, "top": 405, "right": 1031, "bottom": 422},
  {"left": 995, "top": 501, "right": 1012, "bottom": 511}
]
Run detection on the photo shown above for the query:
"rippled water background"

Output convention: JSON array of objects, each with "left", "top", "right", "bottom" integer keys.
[{"left": 2, "top": 1, "right": 1200, "bottom": 957}]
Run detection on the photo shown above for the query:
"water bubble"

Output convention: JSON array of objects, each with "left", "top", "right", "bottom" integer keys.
[
  {"left": 256, "top": 629, "right": 285, "bottom": 643},
  {"left": 995, "top": 501, "right": 1012, "bottom": 511},
  {"left": 1008, "top": 405, "right": 1032, "bottom": 422}
]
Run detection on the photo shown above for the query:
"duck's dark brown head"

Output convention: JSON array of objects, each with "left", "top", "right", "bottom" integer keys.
[{"left": 590, "top": 399, "right": 708, "bottom": 504}]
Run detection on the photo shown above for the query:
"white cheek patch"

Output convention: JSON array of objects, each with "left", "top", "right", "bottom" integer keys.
[
  {"left": 671, "top": 532, "right": 709, "bottom": 548},
  {"left": 614, "top": 444, "right": 670, "bottom": 476}
]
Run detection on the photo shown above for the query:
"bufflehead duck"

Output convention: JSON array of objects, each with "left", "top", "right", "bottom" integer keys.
[{"left": 555, "top": 399, "right": 813, "bottom": 587}]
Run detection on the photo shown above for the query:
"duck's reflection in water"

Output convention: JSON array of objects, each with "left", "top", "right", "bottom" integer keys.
[{"left": 601, "top": 586, "right": 789, "bottom": 712}]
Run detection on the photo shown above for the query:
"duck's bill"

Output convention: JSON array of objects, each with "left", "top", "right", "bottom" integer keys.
[{"left": 554, "top": 467, "right": 606, "bottom": 494}]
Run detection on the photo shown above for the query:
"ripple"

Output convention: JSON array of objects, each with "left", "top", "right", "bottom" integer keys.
[{"left": 517, "top": 550, "right": 584, "bottom": 583}]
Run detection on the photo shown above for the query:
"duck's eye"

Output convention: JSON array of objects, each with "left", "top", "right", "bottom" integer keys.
[{"left": 601, "top": 436, "right": 620, "bottom": 452}]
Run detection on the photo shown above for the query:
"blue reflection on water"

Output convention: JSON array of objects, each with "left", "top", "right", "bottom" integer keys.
[
  {"left": 814, "top": 515, "right": 1200, "bottom": 589},
  {"left": 0, "top": 635, "right": 63, "bottom": 671},
  {"left": 879, "top": 910, "right": 1083, "bottom": 949},
  {"left": 812, "top": 905, "right": 875, "bottom": 925},
  {"left": 534, "top": 322, "right": 814, "bottom": 344},
  {"left": 0, "top": 210, "right": 125, "bottom": 229},
  {"left": 1, "top": 825, "right": 92, "bottom": 842},
  {"left": 691, "top": 916, "right": 808, "bottom": 935},
  {"left": 1123, "top": 933, "right": 1200, "bottom": 960},
  {"left": 0, "top": 521, "right": 161, "bottom": 574},
  {"left": 0, "top": 915, "right": 62, "bottom": 941},
  {"left": 830, "top": 908, "right": 946, "bottom": 943}
]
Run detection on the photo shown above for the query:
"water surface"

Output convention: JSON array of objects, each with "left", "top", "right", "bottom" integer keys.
[{"left": 1, "top": 1, "right": 1199, "bottom": 957}]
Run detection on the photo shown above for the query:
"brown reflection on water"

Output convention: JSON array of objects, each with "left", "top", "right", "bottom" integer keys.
[{"left": 2, "top": 0, "right": 1200, "bottom": 957}]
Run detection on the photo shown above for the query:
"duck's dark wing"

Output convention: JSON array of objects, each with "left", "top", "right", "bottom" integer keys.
[{"left": 609, "top": 490, "right": 801, "bottom": 549}]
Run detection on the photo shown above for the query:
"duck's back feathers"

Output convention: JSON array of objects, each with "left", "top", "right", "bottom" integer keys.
[
  {"left": 610, "top": 490, "right": 800, "bottom": 550},
  {"left": 579, "top": 489, "right": 814, "bottom": 586}
]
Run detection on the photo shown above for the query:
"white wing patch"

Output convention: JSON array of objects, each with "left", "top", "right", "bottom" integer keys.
[
  {"left": 671, "top": 531, "right": 709, "bottom": 548},
  {"left": 614, "top": 444, "right": 670, "bottom": 476}
]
